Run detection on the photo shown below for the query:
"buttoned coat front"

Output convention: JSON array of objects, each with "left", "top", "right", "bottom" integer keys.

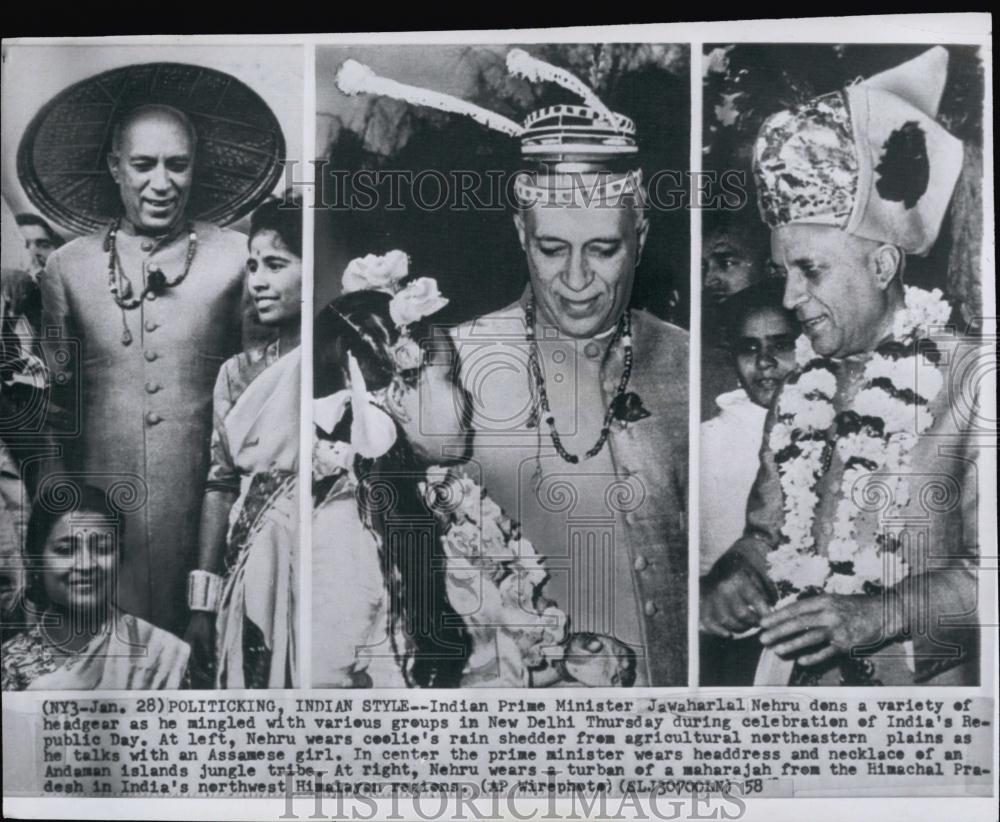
[
  {"left": 40, "top": 221, "right": 247, "bottom": 635},
  {"left": 452, "top": 300, "right": 688, "bottom": 686}
]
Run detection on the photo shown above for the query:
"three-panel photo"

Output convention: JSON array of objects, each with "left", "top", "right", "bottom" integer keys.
[{"left": 0, "top": 39, "right": 987, "bottom": 694}]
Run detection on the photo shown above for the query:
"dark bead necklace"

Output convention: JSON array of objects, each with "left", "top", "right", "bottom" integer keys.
[
  {"left": 525, "top": 295, "right": 647, "bottom": 464},
  {"left": 105, "top": 218, "right": 198, "bottom": 346}
]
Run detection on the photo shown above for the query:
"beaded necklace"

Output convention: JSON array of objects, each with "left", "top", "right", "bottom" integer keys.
[
  {"left": 525, "top": 296, "right": 647, "bottom": 464},
  {"left": 105, "top": 218, "right": 198, "bottom": 346}
]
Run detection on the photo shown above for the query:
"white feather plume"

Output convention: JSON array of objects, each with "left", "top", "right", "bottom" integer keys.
[
  {"left": 506, "top": 49, "right": 619, "bottom": 129},
  {"left": 335, "top": 59, "right": 523, "bottom": 137}
]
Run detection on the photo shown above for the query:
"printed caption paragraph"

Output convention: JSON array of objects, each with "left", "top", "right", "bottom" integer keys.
[{"left": 2, "top": 694, "right": 992, "bottom": 800}]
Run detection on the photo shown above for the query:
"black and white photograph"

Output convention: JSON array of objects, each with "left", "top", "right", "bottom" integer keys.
[
  {"left": 698, "top": 43, "right": 988, "bottom": 687},
  {"left": 1, "top": 44, "right": 304, "bottom": 690},
  {"left": 311, "top": 43, "right": 690, "bottom": 687}
]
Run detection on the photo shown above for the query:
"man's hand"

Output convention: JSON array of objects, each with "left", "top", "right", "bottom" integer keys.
[
  {"left": 758, "top": 592, "right": 901, "bottom": 667},
  {"left": 183, "top": 611, "right": 217, "bottom": 687},
  {"left": 700, "top": 551, "right": 773, "bottom": 637}
]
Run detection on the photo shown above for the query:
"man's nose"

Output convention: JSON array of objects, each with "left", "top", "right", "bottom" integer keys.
[
  {"left": 149, "top": 163, "right": 170, "bottom": 191},
  {"left": 561, "top": 250, "right": 593, "bottom": 292},
  {"left": 782, "top": 272, "right": 806, "bottom": 311}
]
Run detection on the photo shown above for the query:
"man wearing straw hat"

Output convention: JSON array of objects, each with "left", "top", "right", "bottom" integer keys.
[
  {"left": 337, "top": 50, "right": 689, "bottom": 686},
  {"left": 35, "top": 102, "right": 251, "bottom": 637},
  {"left": 701, "top": 48, "right": 983, "bottom": 686}
]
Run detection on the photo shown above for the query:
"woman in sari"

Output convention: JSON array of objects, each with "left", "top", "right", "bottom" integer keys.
[
  {"left": 311, "top": 253, "right": 634, "bottom": 688},
  {"left": 184, "top": 198, "right": 302, "bottom": 688},
  {"left": 1, "top": 483, "right": 189, "bottom": 690}
]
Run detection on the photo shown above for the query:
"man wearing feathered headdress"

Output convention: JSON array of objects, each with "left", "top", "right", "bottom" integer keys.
[
  {"left": 337, "top": 49, "right": 689, "bottom": 686},
  {"left": 701, "top": 48, "right": 984, "bottom": 686}
]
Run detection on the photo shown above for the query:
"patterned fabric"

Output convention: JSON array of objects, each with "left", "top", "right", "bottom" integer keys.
[
  {"left": 753, "top": 91, "right": 858, "bottom": 230},
  {"left": 0, "top": 625, "right": 59, "bottom": 690},
  {"left": 206, "top": 341, "right": 282, "bottom": 494},
  {"left": 751, "top": 48, "right": 964, "bottom": 256},
  {"left": 1, "top": 612, "right": 189, "bottom": 690}
]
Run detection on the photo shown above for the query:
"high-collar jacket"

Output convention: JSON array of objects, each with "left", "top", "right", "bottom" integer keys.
[{"left": 39, "top": 220, "right": 247, "bottom": 635}]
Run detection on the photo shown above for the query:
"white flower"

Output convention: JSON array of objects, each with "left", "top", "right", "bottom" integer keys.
[
  {"left": 770, "top": 421, "right": 793, "bottom": 452},
  {"left": 795, "top": 335, "right": 819, "bottom": 367},
  {"left": 391, "top": 338, "right": 424, "bottom": 371},
  {"left": 787, "top": 553, "right": 830, "bottom": 590},
  {"left": 313, "top": 438, "right": 353, "bottom": 480},
  {"left": 851, "top": 548, "right": 884, "bottom": 583},
  {"left": 797, "top": 368, "right": 837, "bottom": 398},
  {"left": 342, "top": 250, "right": 409, "bottom": 294},
  {"left": 825, "top": 572, "right": 865, "bottom": 595},
  {"left": 827, "top": 537, "right": 859, "bottom": 563},
  {"left": 389, "top": 277, "right": 449, "bottom": 328},
  {"left": 893, "top": 286, "right": 951, "bottom": 340}
]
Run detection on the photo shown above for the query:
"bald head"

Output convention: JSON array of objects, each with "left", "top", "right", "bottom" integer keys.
[
  {"left": 107, "top": 105, "right": 196, "bottom": 234},
  {"left": 110, "top": 105, "right": 197, "bottom": 157}
]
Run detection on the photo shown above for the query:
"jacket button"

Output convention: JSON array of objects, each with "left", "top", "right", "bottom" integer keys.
[
  {"left": 644, "top": 601, "right": 658, "bottom": 617},
  {"left": 145, "top": 291, "right": 157, "bottom": 301},
  {"left": 145, "top": 320, "right": 159, "bottom": 332},
  {"left": 584, "top": 342, "right": 600, "bottom": 359},
  {"left": 633, "top": 556, "right": 648, "bottom": 572},
  {"left": 625, "top": 512, "right": 636, "bottom": 526},
  {"left": 145, "top": 412, "right": 163, "bottom": 426},
  {"left": 144, "top": 382, "right": 161, "bottom": 394},
  {"left": 141, "top": 241, "right": 154, "bottom": 252},
  {"left": 144, "top": 350, "right": 158, "bottom": 362}
]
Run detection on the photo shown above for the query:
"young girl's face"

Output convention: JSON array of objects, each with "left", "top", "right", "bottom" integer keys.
[
  {"left": 247, "top": 230, "right": 302, "bottom": 326},
  {"left": 396, "top": 332, "right": 470, "bottom": 461}
]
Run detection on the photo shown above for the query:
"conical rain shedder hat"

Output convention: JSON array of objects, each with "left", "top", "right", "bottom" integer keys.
[{"left": 17, "top": 62, "right": 286, "bottom": 235}]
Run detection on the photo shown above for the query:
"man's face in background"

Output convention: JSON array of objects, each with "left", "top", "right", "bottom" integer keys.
[
  {"left": 702, "top": 222, "right": 768, "bottom": 304},
  {"left": 20, "top": 225, "right": 56, "bottom": 274}
]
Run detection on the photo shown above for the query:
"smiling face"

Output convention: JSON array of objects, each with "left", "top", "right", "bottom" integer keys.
[
  {"left": 772, "top": 224, "right": 897, "bottom": 358},
  {"left": 41, "top": 513, "right": 118, "bottom": 615},
  {"left": 247, "top": 230, "right": 303, "bottom": 326},
  {"left": 733, "top": 306, "right": 798, "bottom": 408},
  {"left": 515, "top": 201, "right": 647, "bottom": 338},
  {"left": 108, "top": 111, "right": 194, "bottom": 234}
]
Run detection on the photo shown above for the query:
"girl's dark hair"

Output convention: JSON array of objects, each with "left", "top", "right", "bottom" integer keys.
[
  {"left": 249, "top": 196, "right": 303, "bottom": 258},
  {"left": 722, "top": 278, "right": 799, "bottom": 348},
  {"left": 24, "top": 483, "right": 123, "bottom": 609},
  {"left": 313, "top": 289, "right": 469, "bottom": 687}
]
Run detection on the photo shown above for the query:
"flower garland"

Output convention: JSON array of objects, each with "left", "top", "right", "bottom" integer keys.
[
  {"left": 420, "top": 466, "right": 567, "bottom": 684},
  {"left": 767, "top": 287, "right": 950, "bottom": 601}
]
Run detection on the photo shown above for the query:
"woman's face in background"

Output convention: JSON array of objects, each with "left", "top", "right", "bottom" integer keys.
[
  {"left": 41, "top": 513, "right": 118, "bottom": 615},
  {"left": 733, "top": 306, "right": 798, "bottom": 408},
  {"left": 397, "top": 332, "right": 471, "bottom": 462}
]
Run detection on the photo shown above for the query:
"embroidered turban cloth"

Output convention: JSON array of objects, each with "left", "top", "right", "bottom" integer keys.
[{"left": 753, "top": 47, "right": 964, "bottom": 255}]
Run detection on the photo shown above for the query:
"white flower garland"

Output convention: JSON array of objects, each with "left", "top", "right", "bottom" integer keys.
[
  {"left": 421, "top": 467, "right": 567, "bottom": 683},
  {"left": 768, "top": 287, "right": 950, "bottom": 601}
]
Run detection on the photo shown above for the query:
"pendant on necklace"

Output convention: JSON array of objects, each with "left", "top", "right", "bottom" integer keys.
[{"left": 121, "top": 328, "right": 133, "bottom": 346}]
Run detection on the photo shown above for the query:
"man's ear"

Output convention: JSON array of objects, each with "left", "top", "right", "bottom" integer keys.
[
  {"left": 384, "top": 376, "right": 410, "bottom": 423},
  {"left": 513, "top": 210, "right": 527, "bottom": 252},
  {"left": 872, "top": 244, "right": 903, "bottom": 290},
  {"left": 106, "top": 153, "right": 120, "bottom": 183}
]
